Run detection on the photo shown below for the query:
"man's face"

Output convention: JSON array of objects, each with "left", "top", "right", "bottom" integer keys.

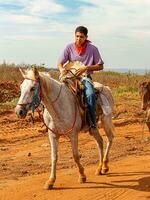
[{"left": 75, "top": 32, "right": 87, "bottom": 46}]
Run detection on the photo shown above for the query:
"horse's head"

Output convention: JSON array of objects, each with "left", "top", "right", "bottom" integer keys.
[
  {"left": 15, "top": 67, "right": 41, "bottom": 118},
  {"left": 139, "top": 81, "right": 150, "bottom": 110}
]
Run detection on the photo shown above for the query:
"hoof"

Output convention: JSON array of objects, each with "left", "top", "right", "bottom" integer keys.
[
  {"left": 43, "top": 182, "right": 53, "bottom": 190},
  {"left": 95, "top": 164, "right": 102, "bottom": 176},
  {"left": 95, "top": 169, "right": 102, "bottom": 176},
  {"left": 101, "top": 167, "right": 109, "bottom": 175},
  {"left": 79, "top": 176, "right": 86, "bottom": 183},
  {"left": 43, "top": 179, "right": 55, "bottom": 190}
]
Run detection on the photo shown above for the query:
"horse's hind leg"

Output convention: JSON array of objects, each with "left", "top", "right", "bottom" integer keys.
[
  {"left": 90, "top": 128, "right": 104, "bottom": 175},
  {"left": 101, "top": 115, "right": 114, "bottom": 174},
  {"left": 70, "top": 134, "right": 86, "bottom": 183},
  {"left": 44, "top": 132, "right": 58, "bottom": 190}
]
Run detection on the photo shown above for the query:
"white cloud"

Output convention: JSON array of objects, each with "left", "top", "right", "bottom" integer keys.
[
  {"left": 0, "top": 0, "right": 67, "bottom": 24},
  {"left": 76, "top": 0, "right": 150, "bottom": 41},
  {"left": 27, "top": 0, "right": 66, "bottom": 15},
  {"left": 0, "top": 0, "right": 150, "bottom": 68}
]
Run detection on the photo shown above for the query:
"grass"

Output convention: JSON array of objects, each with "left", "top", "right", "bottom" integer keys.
[
  {"left": 0, "top": 63, "right": 150, "bottom": 103},
  {"left": 0, "top": 98, "right": 19, "bottom": 111},
  {"left": 112, "top": 85, "right": 138, "bottom": 96},
  {"left": 0, "top": 63, "right": 57, "bottom": 82}
]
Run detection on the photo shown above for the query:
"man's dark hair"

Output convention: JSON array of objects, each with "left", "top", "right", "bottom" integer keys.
[{"left": 75, "top": 26, "right": 88, "bottom": 36}]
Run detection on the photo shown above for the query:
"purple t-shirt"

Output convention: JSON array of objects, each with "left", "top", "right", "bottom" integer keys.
[{"left": 58, "top": 42, "right": 104, "bottom": 71}]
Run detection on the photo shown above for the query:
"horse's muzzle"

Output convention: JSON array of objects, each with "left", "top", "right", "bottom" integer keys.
[
  {"left": 15, "top": 106, "right": 27, "bottom": 118},
  {"left": 142, "top": 108, "right": 146, "bottom": 111},
  {"left": 142, "top": 105, "right": 147, "bottom": 111}
]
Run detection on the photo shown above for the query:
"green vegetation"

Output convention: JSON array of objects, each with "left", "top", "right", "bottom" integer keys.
[
  {"left": 0, "top": 62, "right": 58, "bottom": 82},
  {"left": 0, "top": 62, "right": 150, "bottom": 106},
  {"left": 112, "top": 86, "right": 139, "bottom": 100},
  {"left": 0, "top": 98, "right": 19, "bottom": 110}
]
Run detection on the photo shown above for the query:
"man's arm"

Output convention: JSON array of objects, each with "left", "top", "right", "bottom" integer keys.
[{"left": 86, "top": 64, "right": 103, "bottom": 71}]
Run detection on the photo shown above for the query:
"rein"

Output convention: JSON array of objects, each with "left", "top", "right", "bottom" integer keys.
[
  {"left": 50, "top": 84, "right": 63, "bottom": 104},
  {"left": 39, "top": 77, "right": 78, "bottom": 136},
  {"left": 17, "top": 77, "right": 62, "bottom": 109},
  {"left": 37, "top": 101, "right": 77, "bottom": 136},
  {"left": 18, "top": 76, "right": 78, "bottom": 136}
]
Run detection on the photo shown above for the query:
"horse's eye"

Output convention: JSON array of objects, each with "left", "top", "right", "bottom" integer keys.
[{"left": 30, "top": 87, "right": 36, "bottom": 92}]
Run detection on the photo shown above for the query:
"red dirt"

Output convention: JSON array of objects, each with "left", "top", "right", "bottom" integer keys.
[
  {"left": 0, "top": 81, "right": 150, "bottom": 200},
  {"left": 0, "top": 110, "right": 150, "bottom": 200},
  {"left": 0, "top": 81, "right": 20, "bottom": 103}
]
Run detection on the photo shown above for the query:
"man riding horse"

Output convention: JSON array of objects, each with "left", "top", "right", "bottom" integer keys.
[
  {"left": 57, "top": 26, "right": 104, "bottom": 133},
  {"left": 15, "top": 26, "right": 114, "bottom": 190}
]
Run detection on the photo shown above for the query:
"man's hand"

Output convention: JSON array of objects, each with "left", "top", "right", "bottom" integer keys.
[
  {"left": 74, "top": 66, "right": 87, "bottom": 77},
  {"left": 59, "top": 68, "right": 67, "bottom": 80}
]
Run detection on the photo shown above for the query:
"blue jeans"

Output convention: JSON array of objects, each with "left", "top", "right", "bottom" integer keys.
[{"left": 82, "top": 80, "right": 96, "bottom": 128}]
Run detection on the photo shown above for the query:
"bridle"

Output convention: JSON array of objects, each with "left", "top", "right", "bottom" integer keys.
[
  {"left": 17, "top": 77, "right": 63, "bottom": 110},
  {"left": 17, "top": 78, "right": 42, "bottom": 113},
  {"left": 17, "top": 76, "right": 78, "bottom": 136}
]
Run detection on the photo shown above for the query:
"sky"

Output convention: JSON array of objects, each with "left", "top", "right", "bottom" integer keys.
[{"left": 0, "top": 0, "right": 150, "bottom": 70}]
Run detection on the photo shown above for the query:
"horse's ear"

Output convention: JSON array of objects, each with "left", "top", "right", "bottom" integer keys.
[
  {"left": 148, "top": 81, "right": 150, "bottom": 89},
  {"left": 19, "top": 68, "right": 26, "bottom": 78},
  {"left": 139, "top": 82, "right": 142, "bottom": 87},
  {"left": 33, "top": 67, "right": 39, "bottom": 80},
  {"left": 48, "top": 71, "right": 51, "bottom": 77},
  {"left": 140, "top": 81, "right": 147, "bottom": 87}
]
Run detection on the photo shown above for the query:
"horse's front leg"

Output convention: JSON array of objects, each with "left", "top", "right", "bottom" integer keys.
[
  {"left": 70, "top": 134, "right": 86, "bottom": 183},
  {"left": 44, "top": 131, "right": 58, "bottom": 190}
]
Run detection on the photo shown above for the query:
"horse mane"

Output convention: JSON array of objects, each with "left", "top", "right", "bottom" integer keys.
[
  {"left": 39, "top": 72, "right": 61, "bottom": 94},
  {"left": 23, "top": 68, "right": 61, "bottom": 95}
]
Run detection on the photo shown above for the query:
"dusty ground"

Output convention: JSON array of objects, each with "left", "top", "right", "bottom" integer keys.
[
  {"left": 0, "top": 110, "right": 150, "bottom": 200},
  {"left": 0, "top": 81, "right": 150, "bottom": 200}
]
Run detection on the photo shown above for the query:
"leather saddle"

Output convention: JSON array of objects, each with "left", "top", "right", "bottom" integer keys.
[{"left": 64, "top": 78, "right": 103, "bottom": 128}]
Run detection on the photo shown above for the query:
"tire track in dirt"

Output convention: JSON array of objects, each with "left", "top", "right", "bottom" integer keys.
[{"left": 1, "top": 155, "right": 150, "bottom": 200}]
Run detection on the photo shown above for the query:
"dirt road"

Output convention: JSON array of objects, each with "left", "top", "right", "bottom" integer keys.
[
  {"left": 1, "top": 155, "right": 150, "bottom": 200},
  {"left": 0, "top": 111, "right": 150, "bottom": 200}
]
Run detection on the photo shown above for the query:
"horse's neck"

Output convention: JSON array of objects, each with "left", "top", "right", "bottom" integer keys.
[
  {"left": 39, "top": 75, "right": 79, "bottom": 131},
  {"left": 40, "top": 75, "right": 62, "bottom": 106},
  {"left": 40, "top": 76, "right": 61, "bottom": 124}
]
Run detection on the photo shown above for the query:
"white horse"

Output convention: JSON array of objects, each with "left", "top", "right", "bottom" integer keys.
[{"left": 15, "top": 67, "right": 115, "bottom": 190}]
